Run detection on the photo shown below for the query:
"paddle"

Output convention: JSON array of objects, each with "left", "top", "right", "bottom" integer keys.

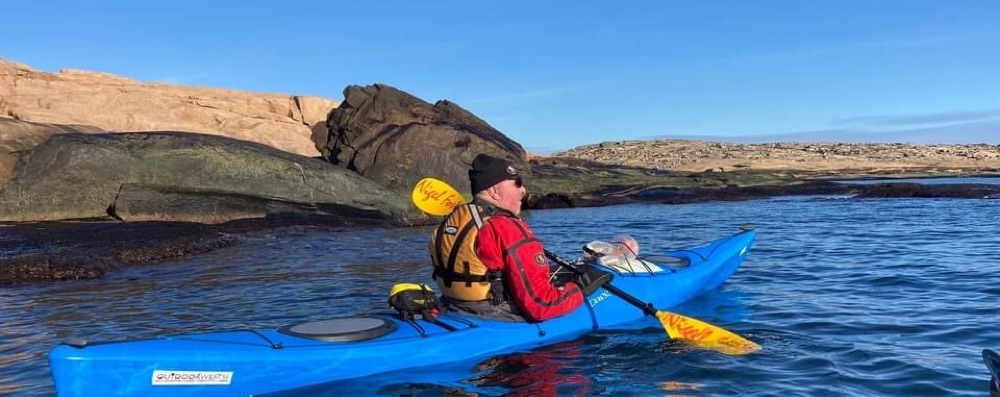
[{"left": 411, "top": 177, "right": 761, "bottom": 355}]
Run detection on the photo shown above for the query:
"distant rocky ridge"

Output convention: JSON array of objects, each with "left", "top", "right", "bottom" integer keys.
[
  {"left": 557, "top": 140, "right": 1000, "bottom": 174},
  {"left": 0, "top": 58, "right": 335, "bottom": 157}
]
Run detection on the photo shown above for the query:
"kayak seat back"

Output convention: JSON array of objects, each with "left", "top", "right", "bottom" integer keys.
[{"left": 278, "top": 317, "right": 396, "bottom": 342}]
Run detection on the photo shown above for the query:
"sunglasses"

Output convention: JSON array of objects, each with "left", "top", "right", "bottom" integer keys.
[{"left": 512, "top": 175, "right": 523, "bottom": 188}]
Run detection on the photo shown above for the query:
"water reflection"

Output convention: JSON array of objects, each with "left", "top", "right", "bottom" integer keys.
[{"left": 469, "top": 340, "right": 596, "bottom": 397}]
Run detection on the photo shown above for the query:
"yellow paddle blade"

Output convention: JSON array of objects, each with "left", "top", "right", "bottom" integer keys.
[
  {"left": 411, "top": 177, "right": 466, "bottom": 216},
  {"left": 657, "top": 311, "right": 761, "bottom": 356}
]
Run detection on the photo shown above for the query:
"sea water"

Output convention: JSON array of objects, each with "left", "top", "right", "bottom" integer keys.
[{"left": 2, "top": 187, "right": 998, "bottom": 396}]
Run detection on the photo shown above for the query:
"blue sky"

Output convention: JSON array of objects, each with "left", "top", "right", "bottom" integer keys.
[{"left": 3, "top": 1, "right": 999, "bottom": 153}]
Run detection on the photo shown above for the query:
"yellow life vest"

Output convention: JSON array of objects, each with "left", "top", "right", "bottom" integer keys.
[{"left": 428, "top": 202, "right": 497, "bottom": 301}]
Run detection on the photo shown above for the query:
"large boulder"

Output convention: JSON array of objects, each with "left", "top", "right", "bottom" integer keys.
[
  {"left": 0, "top": 58, "right": 337, "bottom": 157},
  {"left": 319, "top": 84, "right": 527, "bottom": 196},
  {"left": 0, "top": 131, "right": 425, "bottom": 225}
]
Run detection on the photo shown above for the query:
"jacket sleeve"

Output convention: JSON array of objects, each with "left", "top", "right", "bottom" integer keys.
[{"left": 477, "top": 216, "right": 583, "bottom": 322}]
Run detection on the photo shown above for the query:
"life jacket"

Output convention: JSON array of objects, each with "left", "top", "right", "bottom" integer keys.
[{"left": 429, "top": 201, "right": 504, "bottom": 302}]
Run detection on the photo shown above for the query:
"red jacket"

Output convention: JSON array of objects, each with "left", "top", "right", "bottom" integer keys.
[{"left": 476, "top": 214, "right": 583, "bottom": 322}]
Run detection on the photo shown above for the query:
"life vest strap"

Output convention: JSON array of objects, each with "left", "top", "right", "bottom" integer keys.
[{"left": 432, "top": 267, "right": 490, "bottom": 283}]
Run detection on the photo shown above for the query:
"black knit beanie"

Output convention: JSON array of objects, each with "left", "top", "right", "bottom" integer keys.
[{"left": 468, "top": 154, "right": 520, "bottom": 195}]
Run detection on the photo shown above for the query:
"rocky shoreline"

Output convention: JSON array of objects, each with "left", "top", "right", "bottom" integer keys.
[
  {"left": 3, "top": 59, "right": 999, "bottom": 284},
  {"left": 5, "top": 169, "right": 997, "bottom": 285}
]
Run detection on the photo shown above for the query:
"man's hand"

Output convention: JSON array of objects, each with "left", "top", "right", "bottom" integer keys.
[{"left": 574, "top": 266, "right": 613, "bottom": 296}]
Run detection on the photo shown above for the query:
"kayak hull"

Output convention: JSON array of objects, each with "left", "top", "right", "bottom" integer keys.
[{"left": 49, "top": 229, "right": 756, "bottom": 397}]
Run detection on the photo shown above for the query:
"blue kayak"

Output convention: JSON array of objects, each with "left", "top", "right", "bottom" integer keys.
[{"left": 49, "top": 228, "right": 756, "bottom": 397}]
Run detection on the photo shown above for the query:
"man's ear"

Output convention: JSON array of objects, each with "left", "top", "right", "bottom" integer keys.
[{"left": 484, "top": 185, "right": 499, "bottom": 200}]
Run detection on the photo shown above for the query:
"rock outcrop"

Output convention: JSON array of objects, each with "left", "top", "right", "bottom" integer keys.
[
  {"left": 0, "top": 118, "right": 105, "bottom": 184},
  {"left": 320, "top": 84, "right": 527, "bottom": 196},
  {"left": 0, "top": 58, "right": 336, "bottom": 157},
  {"left": 0, "top": 131, "right": 424, "bottom": 225}
]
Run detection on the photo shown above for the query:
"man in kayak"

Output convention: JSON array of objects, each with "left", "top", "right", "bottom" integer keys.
[{"left": 429, "top": 153, "right": 612, "bottom": 322}]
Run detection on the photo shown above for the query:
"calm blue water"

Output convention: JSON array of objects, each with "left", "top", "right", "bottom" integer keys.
[{"left": 2, "top": 194, "right": 999, "bottom": 396}]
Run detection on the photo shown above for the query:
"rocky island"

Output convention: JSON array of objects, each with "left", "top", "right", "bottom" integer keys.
[{"left": 2, "top": 58, "right": 998, "bottom": 284}]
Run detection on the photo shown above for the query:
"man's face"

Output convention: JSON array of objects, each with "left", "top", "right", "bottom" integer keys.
[{"left": 492, "top": 176, "right": 525, "bottom": 216}]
